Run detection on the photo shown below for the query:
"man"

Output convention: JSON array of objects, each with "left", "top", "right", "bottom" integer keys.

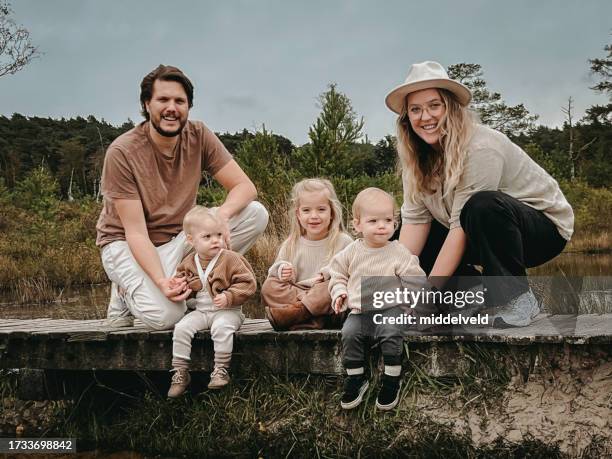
[{"left": 96, "top": 64, "right": 268, "bottom": 330}]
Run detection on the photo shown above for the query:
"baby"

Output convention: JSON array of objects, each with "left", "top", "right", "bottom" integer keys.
[
  {"left": 329, "top": 188, "right": 426, "bottom": 410},
  {"left": 168, "top": 206, "right": 256, "bottom": 397}
]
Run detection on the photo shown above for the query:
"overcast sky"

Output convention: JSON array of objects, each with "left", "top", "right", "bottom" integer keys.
[{"left": 1, "top": 0, "right": 610, "bottom": 144}]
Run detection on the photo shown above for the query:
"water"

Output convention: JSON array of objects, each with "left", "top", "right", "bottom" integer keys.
[
  {"left": 0, "top": 253, "right": 610, "bottom": 319},
  {"left": 529, "top": 252, "right": 611, "bottom": 276},
  {"left": 0, "top": 283, "right": 265, "bottom": 320},
  {"left": 0, "top": 284, "right": 109, "bottom": 320}
]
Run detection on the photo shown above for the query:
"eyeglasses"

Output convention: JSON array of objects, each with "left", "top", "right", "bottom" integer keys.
[{"left": 406, "top": 100, "right": 445, "bottom": 119}]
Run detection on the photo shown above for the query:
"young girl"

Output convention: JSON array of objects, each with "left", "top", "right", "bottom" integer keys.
[
  {"left": 329, "top": 188, "right": 426, "bottom": 410},
  {"left": 167, "top": 206, "right": 257, "bottom": 397},
  {"left": 262, "top": 178, "right": 353, "bottom": 330}
]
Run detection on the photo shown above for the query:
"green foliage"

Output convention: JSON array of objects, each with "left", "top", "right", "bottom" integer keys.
[
  {"left": 589, "top": 44, "right": 612, "bottom": 95},
  {"left": 560, "top": 180, "right": 612, "bottom": 235},
  {"left": 366, "top": 135, "right": 398, "bottom": 175},
  {"left": 234, "top": 126, "right": 296, "bottom": 215},
  {"left": 296, "top": 83, "right": 366, "bottom": 176},
  {"left": 330, "top": 172, "right": 402, "bottom": 225},
  {"left": 516, "top": 120, "right": 611, "bottom": 187},
  {"left": 584, "top": 39, "right": 611, "bottom": 130},
  {"left": 196, "top": 182, "right": 226, "bottom": 208},
  {"left": 12, "top": 165, "right": 59, "bottom": 218},
  {"left": 0, "top": 115, "right": 130, "bottom": 193},
  {"left": 523, "top": 143, "right": 563, "bottom": 179},
  {"left": 448, "top": 63, "right": 538, "bottom": 136},
  {"left": 0, "top": 177, "right": 9, "bottom": 205}
]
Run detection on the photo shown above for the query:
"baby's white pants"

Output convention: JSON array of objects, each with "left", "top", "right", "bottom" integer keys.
[{"left": 172, "top": 308, "right": 245, "bottom": 367}]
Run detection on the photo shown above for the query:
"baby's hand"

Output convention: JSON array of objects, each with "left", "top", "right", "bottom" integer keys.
[
  {"left": 280, "top": 264, "right": 294, "bottom": 282},
  {"left": 169, "top": 276, "right": 184, "bottom": 289},
  {"left": 213, "top": 293, "right": 228, "bottom": 308},
  {"left": 334, "top": 294, "right": 347, "bottom": 314}
]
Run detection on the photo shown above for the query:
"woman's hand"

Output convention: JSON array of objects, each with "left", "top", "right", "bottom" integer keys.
[{"left": 429, "top": 227, "right": 467, "bottom": 286}]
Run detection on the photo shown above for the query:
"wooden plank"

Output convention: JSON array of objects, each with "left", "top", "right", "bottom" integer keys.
[
  {"left": 0, "top": 318, "right": 57, "bottom": 330},
  {"left": 1, "top": 314, "right": 612, "bottom": 344}
]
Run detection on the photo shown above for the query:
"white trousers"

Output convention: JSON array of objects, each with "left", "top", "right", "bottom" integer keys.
[
  {"left": 101, "top": 201, "right": 268, "bottom": 330},
  {"left": 172, "top": 308, "right": 245, "bottom": 362}
]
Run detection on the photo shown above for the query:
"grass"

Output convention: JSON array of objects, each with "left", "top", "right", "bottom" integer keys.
[
  {"left": 0, "top": 350, "right": 587, "bottom": 458},
  {"left": 565, "top": 231, "right": 610, "bottom": 254}
]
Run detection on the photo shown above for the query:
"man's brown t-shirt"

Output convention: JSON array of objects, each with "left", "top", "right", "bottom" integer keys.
[{"left": 95, "top": 120, "right": 232, "bottom": 248}]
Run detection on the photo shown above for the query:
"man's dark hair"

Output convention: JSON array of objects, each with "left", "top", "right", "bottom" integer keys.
[{"left": 140, "top": 64, "right": 194, "bottom": 120}]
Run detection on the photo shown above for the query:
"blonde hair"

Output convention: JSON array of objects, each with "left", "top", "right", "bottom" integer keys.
[
  {"left": 183, "top": 205, "right": 222, "bottom": 236},
  {"left": 284, "top": 178, "right": 346, "bottom": 263},
  {"left": 396, "top": 88, "right": 475, "bottom": 204},
  {"left": 351, "top": 188, "right": 398, "bottom": 236}
]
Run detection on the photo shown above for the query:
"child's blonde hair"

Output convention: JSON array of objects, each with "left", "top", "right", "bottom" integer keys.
[
  {"left": 183, "top": 205, "right": 222, "bottom": 236},
  {"left": 285, "top": 178, "right": 346, "bottom": 263},
  {"left": 351, "top": 187, "right": 398, "bottom": 228}
]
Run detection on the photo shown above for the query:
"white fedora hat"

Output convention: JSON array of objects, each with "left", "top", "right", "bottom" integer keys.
[{"left": 385, "top": 61, "right": 472, "bottom": 114}]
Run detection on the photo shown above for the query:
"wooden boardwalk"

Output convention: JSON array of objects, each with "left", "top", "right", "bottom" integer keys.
[{"left": 1, "top": 314, "right": 611, "bottom": 377}]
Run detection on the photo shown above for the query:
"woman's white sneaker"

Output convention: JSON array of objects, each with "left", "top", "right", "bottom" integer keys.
[{"left": 493, "top": 289, "right": 540, "bottom": 328}]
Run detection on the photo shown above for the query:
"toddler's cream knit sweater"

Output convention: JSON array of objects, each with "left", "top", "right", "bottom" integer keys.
[{"left": 329, "top": 240, "right": 426, "bottom": 313}]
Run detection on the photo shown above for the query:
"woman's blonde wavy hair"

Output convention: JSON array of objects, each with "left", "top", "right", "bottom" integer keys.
[
  {"left": 284, "top": 178, "right": 347, "bottom": 263},
  {"left": 396, "top": 88, "right": 476, "bottom": 204}
]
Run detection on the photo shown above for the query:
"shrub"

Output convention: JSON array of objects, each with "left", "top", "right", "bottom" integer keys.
[
  {"left": 11, "top": 166, "right": 60, "bottom": 218},
  {"left": 560, "top": 180, "right": 612, "bottom": 235}
]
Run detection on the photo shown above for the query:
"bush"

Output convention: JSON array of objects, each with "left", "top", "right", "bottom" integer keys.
[
  {"left": 560, "top": 180, "right": 612, "bottom": 235},
  {"left": 331, "top": 172, "right": 402, "bottom": 224},
  {"left": 11, "top": 166, "right": 60, "bottom": 218},
  {"left": 235, "top": 127, "right": 297, "bottom": 222}
]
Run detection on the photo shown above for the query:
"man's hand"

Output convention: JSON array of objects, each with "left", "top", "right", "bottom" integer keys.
[
  {"left": 334, "top": 294, "right": 347, "bottom": 314},
  {"left": 213, "top": 293, "right": 228, "bottom": 308},
  {"left": 212, "top": 159, "right": 258, "bottom": 250},
  {"left": 280, "top": 263, "right": 295, "bottom": 282},
  {"left": 214, "top": 207, "right": 232, "bottom": 250},
  {"left": 157, "top": 277, "right": 191, "bottom": 302}
]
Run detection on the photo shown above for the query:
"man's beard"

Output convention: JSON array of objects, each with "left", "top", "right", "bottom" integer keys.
[{"left": 150, "top": 116, "right": 187, "bottom": 137}]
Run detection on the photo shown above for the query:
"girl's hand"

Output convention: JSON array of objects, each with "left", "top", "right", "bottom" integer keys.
[
  {"left": 280, "top": 264, "right": 294, "bottom": 282},
  {"left": 334, "top": 294, "right": 347, "bottom": 314},
  {"left": 214, "top": 293, "right": 228, "bottom": 308}
]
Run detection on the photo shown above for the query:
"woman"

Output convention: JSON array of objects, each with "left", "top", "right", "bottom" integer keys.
[{"left": 385, "top": 61, "right": 574, "bottom": 327}]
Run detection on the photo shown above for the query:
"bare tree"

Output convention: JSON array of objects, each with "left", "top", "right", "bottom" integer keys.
[
  {"left": 94, "top": 126, "right": 105, "bottom": 201},
  {"left": 0, "top": 0, "right": 40, "bottom": 78},
  {"left": 562, "top": 97, "right": 596, "bottom": 181}
]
